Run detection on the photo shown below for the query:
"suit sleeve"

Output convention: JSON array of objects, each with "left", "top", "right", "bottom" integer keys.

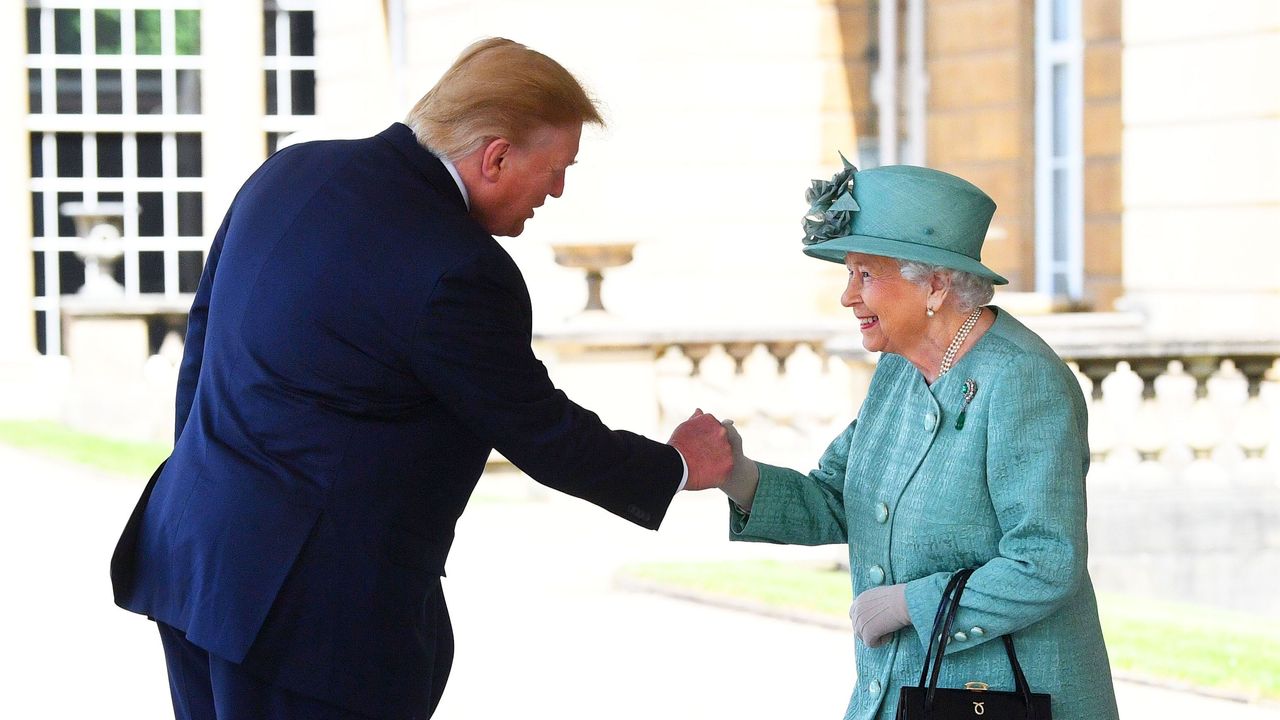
[
  {"left": 905, "top": 355, "right": 1091, "bottom": 653},
  {"left": 409, "top": 250, "right": 681, "bottom": 530},
  {"left": 173, "top": 211, "right": 229, "bottom": 441},
  {"left": 728, "top": 421, "right": 854, "bottom": 546}
]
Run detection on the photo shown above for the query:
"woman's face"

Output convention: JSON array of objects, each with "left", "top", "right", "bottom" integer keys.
[{"left": 841, "top": 252, "right": 929, "bottom": 356}]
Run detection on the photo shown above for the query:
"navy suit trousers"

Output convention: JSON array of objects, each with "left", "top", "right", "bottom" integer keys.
[{"left": 157, "top": 621, "right": 450, "bottom": 719}]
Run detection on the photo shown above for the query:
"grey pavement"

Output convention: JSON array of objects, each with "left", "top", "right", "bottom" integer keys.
[{"left": 1, "top": 443, "right": 1276, "bottom": 719}]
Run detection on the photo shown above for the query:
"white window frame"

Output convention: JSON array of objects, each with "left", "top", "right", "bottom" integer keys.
[
  {"left": 26, "top": 0, "right": 207, "bottom": 355},
  {"left": 1034, "top": 0, "right": 1085, "bottom": 301},
  {"left": 263, "top": 0, "right": 316, "bottom": 147}
]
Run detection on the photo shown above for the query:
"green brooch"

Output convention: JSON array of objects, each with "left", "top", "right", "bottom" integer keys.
[{"left": 956, "top": 379, "right": 978, "bottom": 430}]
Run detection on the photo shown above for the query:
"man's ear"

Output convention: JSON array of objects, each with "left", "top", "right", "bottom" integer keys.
[{"left": 479, "top": 137, "right": 512, "bottom": 183}]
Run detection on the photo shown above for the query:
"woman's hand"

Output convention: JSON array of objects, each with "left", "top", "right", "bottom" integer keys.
[
  {"left": 849, "top": 583, "right": 911, "bottom": 647},
  {"left": 720, "top": 419, "right": 759, "bottom": 511}
]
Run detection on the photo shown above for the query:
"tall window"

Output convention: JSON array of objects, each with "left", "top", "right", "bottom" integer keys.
[
  {"left": 264, "top": 0, "right": 315, "bottom": 154},
  {"left": 1034, "top": 0, "right": 1084, "bottom": 300},
  {"left": 26, "top": 2, "right": 205, "bottom": 355}
]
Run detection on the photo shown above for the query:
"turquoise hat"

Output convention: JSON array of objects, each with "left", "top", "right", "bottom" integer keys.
[{"left": 800, "top": 158, "right": 1007, "bottom": 285}]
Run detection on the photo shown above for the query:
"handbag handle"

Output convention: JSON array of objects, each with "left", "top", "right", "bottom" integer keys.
[{"left": 916, "top": 568, "right": 1039, "bottom": 719}]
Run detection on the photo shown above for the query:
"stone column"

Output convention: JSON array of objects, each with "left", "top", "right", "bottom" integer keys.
[
  {"left": 0, "top": 2, "right": 35, "bottom": 361},
  {"left": 1119, "top": 1, "right": 1280, "bottom": 335},
  {"left": 202, "top": 0, "right": 267, "bottom": 224}
]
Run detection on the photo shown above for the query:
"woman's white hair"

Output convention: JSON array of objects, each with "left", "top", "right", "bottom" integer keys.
[{"left": 898, "top": 260, "right": 995, "bottom": 312}]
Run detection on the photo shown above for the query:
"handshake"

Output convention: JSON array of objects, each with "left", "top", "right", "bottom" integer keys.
[{"left": 667, "top": 409, "right": 759, "bottom": 510}]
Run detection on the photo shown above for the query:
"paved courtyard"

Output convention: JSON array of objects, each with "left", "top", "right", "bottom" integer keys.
[{"left": 1, "top": 444, "right": 1276, "bottom": 719}]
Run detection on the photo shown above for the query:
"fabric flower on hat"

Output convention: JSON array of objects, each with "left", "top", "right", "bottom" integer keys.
[{"left": 802, "top": 152, "right": 861, "bottom": 246}]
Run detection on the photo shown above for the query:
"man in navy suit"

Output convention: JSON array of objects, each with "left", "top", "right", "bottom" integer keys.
[{"left": 111, "top": 37, "right": 733, "bottom": 719}]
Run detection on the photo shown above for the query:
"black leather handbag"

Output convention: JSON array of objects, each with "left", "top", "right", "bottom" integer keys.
[{"left": 896, "top": 568, "right": 1053, "bottom": 719}]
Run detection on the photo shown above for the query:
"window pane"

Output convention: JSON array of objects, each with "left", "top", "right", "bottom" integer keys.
[
  {"left": 35, "top": 311, "right": 47, "bottom": 355},
  {"left": 97, "top": 69, "right": 123, "bottom": 114},
  {"left": 59, "top": 250, "right": 87, "bottom": 294},
  {"left": 176, "top": 133, "right": 202, "bottom": 177},
  {"left": 179, "top": 251, "right": 204, "bottom": 293},
  {"left": 291, "top": 70, "right": 315, "bottom": 115},
  {"left": 98, "top": 133, "right": 124, "bottom": 177},
  {"left": 32, "top": 193, "right": 45, "bottom": 237},
  {"left": 176, "top": 69, "right": 201, "bottom": 114},
  {"left": 265, "top": 70, "right": 278, "bottom": 115},
  {"left": 1052, "top": 64, "right": 1068, "bottom": 157},
  {"left": 264, "top": 10, "right": 277, "bottom": 56},
  {"left": 178, "top": 193, "right": 203, "bottom": 236},
  {"left": 57, "top": 192, "right": 83, "bottom": 237},
  {"left": 137, "top": 69, "right": 163, "bottom": 114},
  {"left": 34, "top": 252, "right": 47, "bottom": 297},
  {"left": 96, "top": 9, "right": 122, "bottom": 54},
  {"left": 28, "top": 69, "right": 41, "bottom": 113},
  {"left": 289, "top": 12, "right": 314, "bottom": 56},
  {"left": 175, "top": 10, "right": 201, "bottom": 55},
  {"left": 137, "top": 133, "right": 163, "bottom": 177},
  {"left": 1051, "top": 0, "right": 1071, "bottom": 42},
  {"left": 56, "top": 133, "right": 84, "bottom": 178},
  {"left": 138, "top": 192, "right": 164, "bottom": 236},
  {"left": 55, "top": 8, "right": 81, "bottom": 54},
  {"left": 98, "top": 191, "right": 124, "bottom": 203},
  {"left": 139, "top": 251, "right": 165, "bottom": 292},
  {"left": 30, "top": 133, "right": 44, "bottom": 177},
  {"left": 27, "top": 8, "right": 41, "bottom": 54},
  {"left": 1052, "top": 168, "right": 1069, "bottom": 260},
  {"left": 55, "top": 69, "right": 83, "bottom": 114},
  {"left": 136, "top": 9, "right": 162, "bottom": 55}
]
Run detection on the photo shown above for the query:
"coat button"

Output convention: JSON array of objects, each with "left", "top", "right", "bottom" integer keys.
[
  {"left": 875, "top": 502, "right": 889, "bottom": 523},
  {"left": 970, "top": 627, "right": 985, "bottom": 637},
  {"left": 953, "top": 631, "right": 968, "bottom": 642},
  {"left": 925, "top": 411, "right": 937, "bottom": 431},
  {"left": 868, "top": 565, "right": 885, "bottom": 585},
  {"left": 869, "top": 680, "right": 881, "bottom": 696}
]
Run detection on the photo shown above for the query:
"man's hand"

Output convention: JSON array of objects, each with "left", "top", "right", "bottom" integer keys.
[{"left": 667, "top": 409, "right": 733, "bottom": 491}]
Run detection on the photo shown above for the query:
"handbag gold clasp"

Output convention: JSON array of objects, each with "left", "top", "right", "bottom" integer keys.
[{"left": 963, "top": 681, "right": 989, "bottom": 692}]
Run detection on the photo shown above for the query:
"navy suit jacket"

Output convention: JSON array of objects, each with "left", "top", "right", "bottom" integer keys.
[{"left": 111, "top": 123, "right": 682, "bottom": 717}]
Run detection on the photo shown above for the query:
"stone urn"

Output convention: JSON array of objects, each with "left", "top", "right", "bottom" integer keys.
[{"left": 551, "top": 242, "right": 636, "bottom": 314}]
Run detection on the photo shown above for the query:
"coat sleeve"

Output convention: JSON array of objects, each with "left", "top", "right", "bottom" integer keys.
[
  {"left": 409, "top": 249, "right": 681, "bottom": 530},
  {"left": 727, "top": 421, "right": 855, "bottom": 546},
  {"left": 904, "top": 354, "right": 1091, "bottom": 653},
  {"left": 173, "top": 211, "right": 229, "bottom": 442}
]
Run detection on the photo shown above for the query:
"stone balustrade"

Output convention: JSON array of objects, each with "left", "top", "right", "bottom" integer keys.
[{"left": 534, "top": 311, "right": 1280, "bottom": 616}]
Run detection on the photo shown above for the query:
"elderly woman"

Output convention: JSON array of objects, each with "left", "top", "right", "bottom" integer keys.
[{"left": 716, "top": 160, "right": 1120, "bottom": 720}]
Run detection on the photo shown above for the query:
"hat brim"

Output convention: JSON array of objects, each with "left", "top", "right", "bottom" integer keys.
[{"left": 803, "top": 234, "right": 1009, "bottom": 285}]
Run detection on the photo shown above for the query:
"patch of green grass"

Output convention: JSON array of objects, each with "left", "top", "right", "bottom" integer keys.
[
  {"left": 620, "top": 560, "right": 1280, "bottom": 702},
  {"left": 1097, "top": 592, "right": 1280, "bottom": 701},
  {"left": 622, "top": 559, "right": 851, "bottom": 618},
  {"left": 0, "top": 420, "right": 169, "bottom": 479}
]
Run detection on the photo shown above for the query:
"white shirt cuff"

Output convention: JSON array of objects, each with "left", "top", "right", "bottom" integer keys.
[{"left": 674, "top": 448, "right": 688, "bottom": 492}]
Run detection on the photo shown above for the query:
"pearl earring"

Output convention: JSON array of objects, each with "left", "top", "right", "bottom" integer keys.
[{"left": 927, "top": 307, "right": 935, "bottom": 318}]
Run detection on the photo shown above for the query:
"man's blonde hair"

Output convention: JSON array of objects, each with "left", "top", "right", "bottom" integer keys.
[{"left": 405, "top": 37, "right": 604, "bottom": 161}]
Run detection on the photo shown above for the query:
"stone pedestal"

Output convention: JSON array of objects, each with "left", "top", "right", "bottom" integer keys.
[{"left": 61, "top": 309, "right": 151, "bottom": 441}]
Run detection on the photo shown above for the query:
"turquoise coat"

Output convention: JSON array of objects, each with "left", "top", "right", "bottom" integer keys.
[{"left": 731, "top": 308, "right": 1119, "bottom": 720}]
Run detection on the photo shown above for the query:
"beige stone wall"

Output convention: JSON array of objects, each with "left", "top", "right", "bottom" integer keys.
[
  {"left": 1082, "top": 0, "right": 1124, "bottom": 310},
  {"left": 1119, "top": 0, "right": 1280, "bottom": 334},
  {"left": 925, "top": 0, "right": 1037, "bottom": 290}
]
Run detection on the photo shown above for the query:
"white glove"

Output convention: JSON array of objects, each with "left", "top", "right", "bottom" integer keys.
[
  {"left": 720, "top": 419, "right": 759, "bottom": 511},
  {"left": 849, "top": 583, "right": 911, "bottom": 648}
]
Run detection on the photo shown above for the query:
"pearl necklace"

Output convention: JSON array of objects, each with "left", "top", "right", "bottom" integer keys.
[{"left": 938, "top": 307, "right": 983, "bottom": 377}]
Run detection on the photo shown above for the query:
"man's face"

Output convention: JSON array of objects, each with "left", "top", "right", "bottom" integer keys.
[{"left": 478, "top": 123, "right": 582, "bottom": 237}]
